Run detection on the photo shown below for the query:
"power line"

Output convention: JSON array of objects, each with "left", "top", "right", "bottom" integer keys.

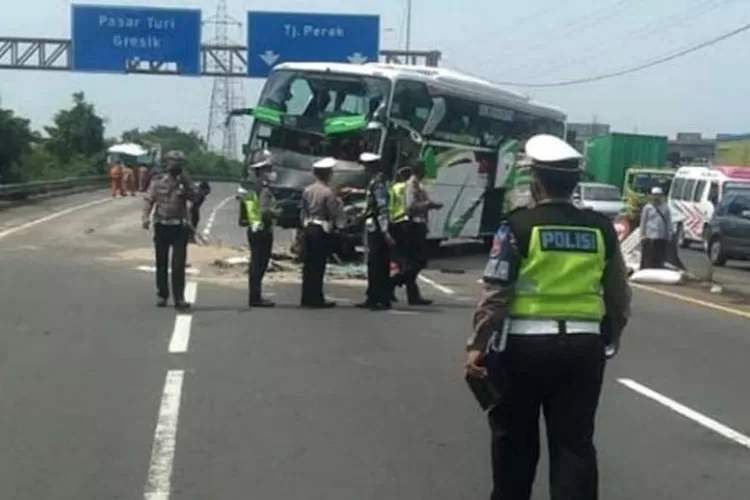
[
  {"left": 490, "top": 21, "right": 750, "bottom": 88},
  {"left": 517, "top": 0, "right": 729, "bottom": 81}
]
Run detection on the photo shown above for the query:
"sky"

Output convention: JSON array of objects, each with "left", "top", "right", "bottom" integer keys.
[{"left": 1, "top": 0, "right": 749, "bottom": 151}]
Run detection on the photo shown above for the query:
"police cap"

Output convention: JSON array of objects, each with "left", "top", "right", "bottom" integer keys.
[
  {"left": 249, "top": 149, "right": 273, "bottom": 168},
  {"left": 524, "top": 134, "right": 582, "bottom": 172},
  {"left": 164, "top": 150, "right": 186, "bottom": 163},
  {"left": 359, "top": 152, "right": 381, "bottom": 164},
  {"left": 313, "top": 157, "right": 337, "bottom": 170}
]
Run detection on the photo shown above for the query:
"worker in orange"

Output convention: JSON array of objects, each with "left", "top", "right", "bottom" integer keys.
[
  {"left": 122, "top": 162, "right": 137, "bottom": 196},
  {"left": 109, "top": 159, "right": 124, "bottom": 197}
]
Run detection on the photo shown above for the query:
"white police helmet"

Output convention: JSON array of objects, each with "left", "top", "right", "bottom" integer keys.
[
  {"left": 359, "top": 152, "right": 381, "bottom": 164},
  {"left": 249, "top": 149, "right": 273, "bottom": 169},
  {"left": 313, "top": 157, "right": 337, "bottom": 170},
  {"left": 524, "top": 134, "right": 582, "bottom": 170}
]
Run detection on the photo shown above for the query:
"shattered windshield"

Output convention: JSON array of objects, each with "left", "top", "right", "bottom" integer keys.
[{"left": 248, "top": 70, "right": 390, "bottom": 166}]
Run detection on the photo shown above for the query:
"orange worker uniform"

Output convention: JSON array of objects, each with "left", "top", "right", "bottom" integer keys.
[{"left": 109, "top": 163, "right": 124, "bottom": 196}]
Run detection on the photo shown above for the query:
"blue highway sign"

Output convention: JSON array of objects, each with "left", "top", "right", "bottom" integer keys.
[
  {"left": 71, "top": 4, "right": 202, "bottom": 75},
  {"left": 247, "top": 11, "right": 380, "bottom": 78}
]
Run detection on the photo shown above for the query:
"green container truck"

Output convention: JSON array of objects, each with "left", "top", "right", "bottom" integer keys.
[{"left": 584, "top": 132, "right": 668, "bottom": 188}]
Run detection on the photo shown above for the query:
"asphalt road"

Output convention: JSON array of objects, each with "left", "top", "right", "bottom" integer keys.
[
  {"left": 678, "top": 244, "right": 750, "bottom": 294},
  {"left": 1, "top": 183, "right": 749, "bottom": 499}
]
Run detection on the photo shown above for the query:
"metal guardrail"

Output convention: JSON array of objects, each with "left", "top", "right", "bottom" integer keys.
[
  {"left": 0, "top": 175, "right": 108, "bottom": 199},
  {"left": 0, "top": 174, "right": 240, "bottom": 201}
]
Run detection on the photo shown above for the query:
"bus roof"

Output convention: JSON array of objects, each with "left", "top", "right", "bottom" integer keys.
[
  {"left": 674, "top": 164, "right": 750, "bottom": 181},
  {"left": 272, "top": 62, "right": 567, "bottom": 121}
]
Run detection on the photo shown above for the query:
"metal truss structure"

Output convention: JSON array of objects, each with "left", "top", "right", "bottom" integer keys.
[{"left": 0, "top": 37, "right": 441, "bottom": 74}]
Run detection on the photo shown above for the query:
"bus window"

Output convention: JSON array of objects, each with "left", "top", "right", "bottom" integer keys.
[
  {"left": 670, "top": 178, "right": 684, "bottom": 198},
  {"left": 693, "top": 180, "right": 706, "bottom": 202},
  {"left": 683, "top": 179, "right": 697, "bottom": 201}
]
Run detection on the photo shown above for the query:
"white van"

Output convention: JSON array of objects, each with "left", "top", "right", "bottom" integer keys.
[{"left": 668, "top": 165, "right": 750, "bottom": 247}]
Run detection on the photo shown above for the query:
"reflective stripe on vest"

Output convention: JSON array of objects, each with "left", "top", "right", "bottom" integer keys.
[
  {"left": 389, "top": 182, "right": 408, "bottom": 223},
  {"left": 243, "top": 192, "right": 263, "bottom": 232},
  {"left": 509, "top": 225, "right": 606, "bottom": 321}
]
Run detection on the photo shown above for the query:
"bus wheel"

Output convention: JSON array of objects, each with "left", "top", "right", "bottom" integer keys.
[
  {"left": 676, "top": 223, "right": 690, "bottom": 248},
  {"left": 708, "top": 236, "right": 727, "bottom": 266}
]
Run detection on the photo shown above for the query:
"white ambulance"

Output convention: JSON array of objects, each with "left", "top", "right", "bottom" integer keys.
[{"left": 668, "top": 165, "right": 750, "bottom": 247}]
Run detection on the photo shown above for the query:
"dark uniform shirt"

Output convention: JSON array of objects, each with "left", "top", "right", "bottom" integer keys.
[
  {"left": 405, "top": 175, "right": 432, "bottom": 222},
  {"left": 470, "top": 199, "right": 631, "bottom": 352},
  {"left": 143, "top": 173, "right": 197, "bottom": 226},
  {"left": 364, "top": 173, "right": 390, "bottom": 233},
  {"left": 257, "top": 181, "right": 277, "bottom": 229}
]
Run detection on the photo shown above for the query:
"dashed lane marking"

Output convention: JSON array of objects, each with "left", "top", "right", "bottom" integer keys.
[
  {"left": 168, "top": 282, "right": 197, "bottom": 354},
  {"left": 0, "top": 197, "right": 111, "bottom": 241},
  {"left": 418, "top": 274, "right": 457, "bottom": 296},
  {"left": 201, "top": 195, "right": 234, "bottom": 237},
  {"left": 136, "top": 265, "right": 200, "bottom": 276},
  {"left": 619, "top": 378, "right": 750, "bottom": 450},
  {"left": 143, "top": 370, "right": 185, "bottom": 500}
]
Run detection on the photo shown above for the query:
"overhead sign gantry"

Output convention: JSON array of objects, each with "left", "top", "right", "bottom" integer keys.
[{"left": 0, "top": 4, "right": 440, "bottom": 76}]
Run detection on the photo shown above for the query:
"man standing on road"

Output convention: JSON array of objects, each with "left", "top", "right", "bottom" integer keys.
[
  {"left": 388, "top": 165, "right": 412, "bottom": 302},
  {"left": 639, "top": 186, "right": 672, "bottom": 269},
  {"left": 298, "top": 157, "right": 341, "bottom": 309},
  {"left": 356, "top": 152, "right": 396, "bottom": 311},
  {"left": 390, "top": 160, "right": 443, "bottom": 305},
  {"left": 142, "top": 150, "right": 197, "bottom": 311},
  {"left": 466, "top": 134, "right": 631, "bottom": 500},
  {"left": 188, "top": 180, "right": 211, "bottom": 244},
  {"left": 238, "top": 151, "right": 277, "bottom": 308}
]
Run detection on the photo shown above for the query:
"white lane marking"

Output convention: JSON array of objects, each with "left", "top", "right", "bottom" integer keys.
[
  {"left": 169, "top": 282, "right": 197, "bottom": 354},
  {"left": 619, "top": 378, "right": 750, "bottom": 450},
  {"left": 0, "top": 197, "right": 111, "bottom": 241},
  {"left": 143, "top": 370, "right": 185, "bottom": 500},
  {"left": 184, "top": 281, "right": 198, "bottom": 304},
  {"left": 418, "top": 274, "right": 456, "bottom": 296},
  {"left": 201, "top": 195, "right": 234, "bottom": 237},
  {"left": 136, "top": 265, "right": 200, "bottom": 276},
  {"left": 168, "top": 316, "right": 192, "bottom": 354}
]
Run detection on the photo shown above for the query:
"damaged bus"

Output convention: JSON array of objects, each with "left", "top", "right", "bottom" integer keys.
[{"left": 234, "top": 62, "right": 567, "bottom": 246}]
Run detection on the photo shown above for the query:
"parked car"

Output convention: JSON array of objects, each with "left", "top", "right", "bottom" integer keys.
[
  {"left": 704, "top": 189, "right": 750, "bottom": 266},
  {"left": 573, "top": 182, "right": 625, "bottom": 219}
]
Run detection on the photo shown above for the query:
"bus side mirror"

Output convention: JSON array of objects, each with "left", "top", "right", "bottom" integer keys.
[{"left": 242, "top": 144, "right": 250, "bottom": 156}]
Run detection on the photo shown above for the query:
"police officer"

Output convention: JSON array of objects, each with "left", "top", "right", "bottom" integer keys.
[
  {"left": 466, "top": 134, "right": 632, "bottom": 500},
  {"left": 356, "top": 152, "right": 396, "bottom": 311},
  {"left": 142, "top": 150, "right": 197, "bottom": 311},
  {"left": 388, "top": 166, "right": 412, "bottom": 302},
  {"left": 391, "top": 160, "right": 443, "bottom": 305},
  {"left": 239, "top": 150, "right": 277, "bottom": 308},
  {"left": 188, "top": 180, "right": 211, "bottom": 244},
  {"left": 299, "top": 157, "right": 340, "bottom": 308}
]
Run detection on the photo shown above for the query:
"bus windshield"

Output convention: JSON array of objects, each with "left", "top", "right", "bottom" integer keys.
[
  {"left": 628, "top": 172, "right": 673, "bottom": 194},
  {"left": 247, "top": 70, "right": 391, "bottom": 165}
]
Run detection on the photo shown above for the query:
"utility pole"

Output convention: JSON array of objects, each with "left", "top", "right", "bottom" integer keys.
[
  {"left": 405, "top": 0, "right": 412, "bottom": 53},
  {"left": 204, "top": 0, "right": 245, "bottom": 160}
]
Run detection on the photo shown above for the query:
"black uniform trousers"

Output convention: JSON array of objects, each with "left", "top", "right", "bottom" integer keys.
[
  {"left": 247, "top": 228, "right": 273, "bottom": 302},
  {"left": 300, "top": 224, "right": 331, "bottom": 305},
  {"left": 486, "top": 334, "right": 605, "bottom": 500},
  {"left": 154, "top": 223, "right": 190, "bottom": 302},
  {"left": 390, "top": 221, "right": 428, "bottom": 301},
  {"left": 365, "top": 230, "right": 392, "bottom": 306}
]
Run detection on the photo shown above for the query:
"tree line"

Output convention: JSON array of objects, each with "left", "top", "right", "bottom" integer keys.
[{"left": 0, "top": 92, "right": 243, "bottom": 185}]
